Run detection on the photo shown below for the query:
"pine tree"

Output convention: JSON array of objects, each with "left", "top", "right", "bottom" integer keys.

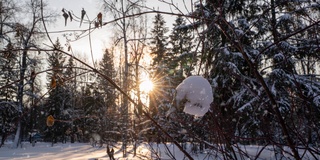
[
  {"left": 44, "top": 38, "right": 71, "bottom": 143},
  {"left": 168, "top": 16, "right": 195, "bottom": 85},
  {"left": 149, "top": 13, "right": 169, "bottom": 117},
  {"left": 64, "top": 57, "right": 75, "bottom": 81},
  {"left": 98, "top": 49, "right": 117, "bottom": 107},
  {"left": 159, "top": 16, "right": 197, "bottom": 147},
  {"left": 97, "top": 48, "right": 119, "bottom": 142},
  {"left": 80, "top": 83, "right": 105, "bottom": 144},
  {"left": 0, "top": 43, "right": 18, "bottom": 102},
  {"left": 150, "top": 13, "right": 169, "bottom": 67},
  {"left": 0, "top": 43, "right": 19, "bottom": 147}
]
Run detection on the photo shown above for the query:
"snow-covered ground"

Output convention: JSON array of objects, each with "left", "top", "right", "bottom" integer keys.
[
  {"left": 0, "top": 141, "right": 319, "bottom": 159},
  {"left": 0, "top": 142, "right": 191, "bottom": 160}
]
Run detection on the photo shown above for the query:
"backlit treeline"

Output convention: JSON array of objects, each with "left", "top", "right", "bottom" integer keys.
[{"left": 1, "top": 0, "right": 320, "bottom": 159}]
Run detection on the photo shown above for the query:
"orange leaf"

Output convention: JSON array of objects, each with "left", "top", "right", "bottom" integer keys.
[
  {"left": 51, "top": 76, "right": 56, "bottom": 88},
  {"left": 46, "top": 115, "right": 55, "bottom": 127}
]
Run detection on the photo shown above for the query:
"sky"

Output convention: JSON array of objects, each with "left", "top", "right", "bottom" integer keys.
[
  {"left": 46, "top": 0, "right": 193, "bottom": 65},
  {"left": 47, "top": 0, "right": 112, "bottom": 63}
]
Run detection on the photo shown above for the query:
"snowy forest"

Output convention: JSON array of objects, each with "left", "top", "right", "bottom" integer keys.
[{"left": 1, "top": 0, "right": 320, "bottom": 159}]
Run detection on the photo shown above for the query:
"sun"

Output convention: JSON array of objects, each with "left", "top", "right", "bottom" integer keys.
[{"left": 139, "top": 78, "right": 154, "bottom": 93}]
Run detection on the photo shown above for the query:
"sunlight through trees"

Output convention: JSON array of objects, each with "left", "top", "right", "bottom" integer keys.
[{"left": 1, "top": 0, "right": 320, "bottom": 159}]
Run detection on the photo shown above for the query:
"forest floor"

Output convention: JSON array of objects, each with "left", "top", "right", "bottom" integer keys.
[{"left": 0, "top": 141, "right": 319, "bottom": 159}]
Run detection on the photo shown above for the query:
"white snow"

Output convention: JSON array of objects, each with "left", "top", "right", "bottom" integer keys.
[
  {"left": 273, "top": 52, "right": 284, "bottom": 61},
  {"left": 175, "top": 76, "right": 213, "bottom": 117},
  {"left": 279, "top": 13, "right": 292, "bottom": 21},
  {"left": 222, "top": 47, "right": 230, "bottom": 55},
  {"left": 235, "top": 29, "right": 244, "bottom": 36},
  {"left": 1, "top": 141, "right": 319, "bottom": 159},
  {"left": 313, "top": 95, "right": 320, "bottom": 106},
  {"left": 0, "top": 142, "right": 198, "bottom": 160}
]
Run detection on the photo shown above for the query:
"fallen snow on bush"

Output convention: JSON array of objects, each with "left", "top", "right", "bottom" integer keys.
[{"left": 175, "top": 76, "right": 213, "bottom": 117}]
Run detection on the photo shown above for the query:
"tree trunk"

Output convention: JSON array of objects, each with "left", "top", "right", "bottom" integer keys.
[
  {"left": 12, "top": 120, "right": 21, "bottom": 148},
  {"left": 12, "top": 49, "right": 27, "bottom": 148},
  {"left": 121, "top": 0, "right": 129, "bottom": 157}
]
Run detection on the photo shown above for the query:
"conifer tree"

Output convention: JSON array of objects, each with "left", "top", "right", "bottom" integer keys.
[
  {"left": 182, "top": 0, "right": 320, "bottom": 158},
  {"left": 0, "top": 43, "right": 19, "bottom": 147},
  {"left": 80, "top": 83, "right": 105, "bottom": 144},
  {"left": 159, "top": 15, "right": 198, "bottom": 149},
  {"left": 44, "top": 38, "right": 71, "bottom": 143},
  {"left": 0, "top": 43, "right": 18, "bottom": 102},
  {"left": 168, "top": 16, "right": 195, "bottom": 85},
  {"left": 98, "top": 49, "right": 117, "bottom": 108},
  {"left": 149, "top": 13, "right": 169, "bottom": 117},
  {"left": 150, "top": 13, "right": 168, "bottom": 67},
  {"left": 97, "top": 48, "right": 119, "bottom": 142}
]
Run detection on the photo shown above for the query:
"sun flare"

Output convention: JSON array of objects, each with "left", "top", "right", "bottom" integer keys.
[{"left": 139, "top": 79, "right": 154, "bottom": 93}]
